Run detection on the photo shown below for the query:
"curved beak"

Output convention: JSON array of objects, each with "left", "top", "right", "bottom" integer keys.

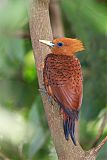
[{"left": 39, "top": 40, "right": 54, "bottom": 47}]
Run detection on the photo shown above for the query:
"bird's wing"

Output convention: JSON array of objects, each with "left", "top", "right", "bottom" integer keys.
[{"left": 50, "top": 83, "right": 82, "bottom": 111}]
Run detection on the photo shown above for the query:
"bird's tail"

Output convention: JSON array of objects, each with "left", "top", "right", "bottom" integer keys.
[{"left": 63, "top": 110, "right": 79, "bottom": 145}]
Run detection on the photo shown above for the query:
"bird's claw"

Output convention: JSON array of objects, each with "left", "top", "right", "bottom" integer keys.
[
  {"left": 39, "top": 88, "right": 47, "bottom": 95},
  {"left": 39, "top": 88, "right": 55, "bottom": 106},
  {"left": 48, "top": 96, "right": 55, "bottom": 106}
]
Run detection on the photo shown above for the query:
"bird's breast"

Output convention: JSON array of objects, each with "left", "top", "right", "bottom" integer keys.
[{"left": 44, "top": 54, "right": 82, "bottom": 88}]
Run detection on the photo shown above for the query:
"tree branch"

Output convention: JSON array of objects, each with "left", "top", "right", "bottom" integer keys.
[
  {"left": 49, "top": 0, "right": 64, "bottom": 38},
  {"left": 0, "top": 30, "right": 30, "bottom": 39},
  {"left": 89, "top": 136, "right": 107, "bottom": 157},
  {"left": 9, "top": 30, "right": 30, "bottom": 39},
  {"left": 28, "top": 0, "right": 85, "bottom": 160}
]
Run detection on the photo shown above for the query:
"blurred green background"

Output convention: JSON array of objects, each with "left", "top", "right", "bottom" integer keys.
[{"left": 0, "top": 0, "right": 107, "bottom": 159}]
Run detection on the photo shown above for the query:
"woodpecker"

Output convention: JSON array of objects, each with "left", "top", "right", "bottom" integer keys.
[{"left": 39, "top": 37, "right": 85, "bottom": 145}]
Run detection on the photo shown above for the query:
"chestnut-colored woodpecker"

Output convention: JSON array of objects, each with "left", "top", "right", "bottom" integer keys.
[{"left": 39, "top": 37, "right": 85, "bottom": 145}]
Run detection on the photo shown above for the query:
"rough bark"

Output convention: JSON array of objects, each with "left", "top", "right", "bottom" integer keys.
[{"left": 28, "top": 0, "right": 106, "bottom": 159}]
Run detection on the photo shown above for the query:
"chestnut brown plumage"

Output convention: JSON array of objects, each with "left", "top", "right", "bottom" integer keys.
[{"left": 39, "top": 38, "right": 85, "bottom": 145}]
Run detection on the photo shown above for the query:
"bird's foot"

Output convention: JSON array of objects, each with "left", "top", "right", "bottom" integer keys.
[
  {"left": 37, "top": 62, "right": 44, "bottom": 71},
  {"left": 48, "top": 96, "right": 56, "bottom": 106},
  {"left": 39, "top": 88, "right": 55, "bottom": 106},
  {"left": 59, "top": 108, "right": 63, "bottom": 115},
  {"left": 59, "top": 108, "right": 64, "bottom": 119},
  {"left": 39, "top": 88, "right": 47, "bottom": 95}
]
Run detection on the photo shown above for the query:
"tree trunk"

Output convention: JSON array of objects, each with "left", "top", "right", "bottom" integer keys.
[{"left": 28, "top": 0, "right": 104, "bottom": 159}]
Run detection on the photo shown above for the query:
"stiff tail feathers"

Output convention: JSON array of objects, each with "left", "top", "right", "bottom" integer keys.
[
  {"left": 55, "top": 99, "right": 79, "bottom": 145},
  {"left": 63, "top": 116, "right": 76, "bottom": 145}
]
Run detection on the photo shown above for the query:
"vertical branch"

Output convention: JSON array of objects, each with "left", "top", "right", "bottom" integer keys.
[
  {"left": 49, "top": 0, "right": 64, "bottom": 38},
  {"left": 28, "top": 0, "right": 85, "bottom": 159}
]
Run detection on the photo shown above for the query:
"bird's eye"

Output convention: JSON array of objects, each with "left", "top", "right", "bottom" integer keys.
[{"left": 57, "top": 42, "right": 64, "bottom": 47}]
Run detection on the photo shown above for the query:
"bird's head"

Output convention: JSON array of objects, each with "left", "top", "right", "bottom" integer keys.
[{"left": 39, "top": 37, "right": 85, "bottom": 56}]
